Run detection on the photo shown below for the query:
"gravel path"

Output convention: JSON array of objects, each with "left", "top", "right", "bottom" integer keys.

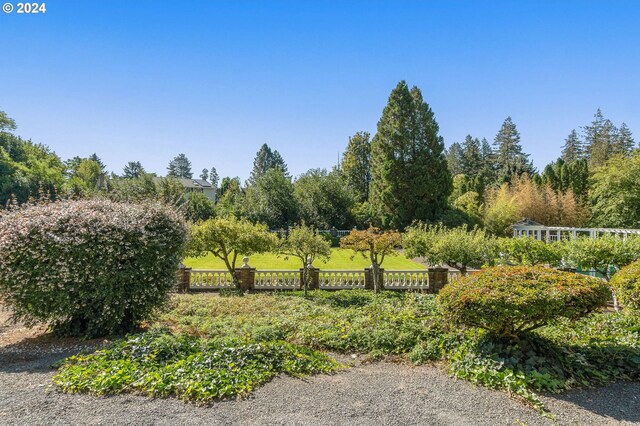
[{"left": 1, "top": 314, "right": 639, "bottom": 425}]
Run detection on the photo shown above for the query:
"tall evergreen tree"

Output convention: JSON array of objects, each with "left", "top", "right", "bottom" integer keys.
[
  {"left": 480, "top": 137, "right": 496, "bottom": 184},
  {"left": 461, "top": 135, "right": 483, "bottom": 177},
  {"left": 369, "top": 81, "right": 452, "bottom": 228},
  {"left": 583, "top": 109, "right": 618, "bottom": 168},
  {"left": 88, "top": 153, "right": 106, "bottom": 171},
  {"left": 200, "top": 168, "right": 209, "bottom": 181},
  {"left": 493, "top": 117, "right": 534, "bottom": 182},
  {"left": 122, "top": 161, "right": 145, "bottom": 179},
  {"left": 341, "top": 131, "right": 371, "bottom": 202},
  {"left": 445, "top": 142, "right": 464, "bottom": 175},
  {"left": 561, "top": 129, "right": 583, "bottom": 163},
  {"left": 247, "top": 143, "right": 288, "bottom": 185},
  {"left": 209, "top": 167, "right": 219, "bottom": 190},
  {"left": 167, "top": 153, "right": 193, "bottom": 179},
  {"left": 611, "top": 122, "right": 635, "bottom": 156}
]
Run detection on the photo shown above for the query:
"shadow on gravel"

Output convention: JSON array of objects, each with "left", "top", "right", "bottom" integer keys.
[
  {"left": 0, "top": 334, "right": 103, "bottom": 374},
  {"left": 548, "top": 381, "right": 640, "bottom": 423}
]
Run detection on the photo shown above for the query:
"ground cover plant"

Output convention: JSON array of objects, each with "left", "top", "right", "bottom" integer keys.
[
  {"left": 183, "top": 247, "right": 426, "bottom": 270},
  {"left": 54, "top": 287, "right": 640, "bottom": 413}
]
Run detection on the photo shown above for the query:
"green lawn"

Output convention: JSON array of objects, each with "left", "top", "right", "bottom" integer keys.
[{"left": 184, "top": 248, "right": 426, "bottom": 270}]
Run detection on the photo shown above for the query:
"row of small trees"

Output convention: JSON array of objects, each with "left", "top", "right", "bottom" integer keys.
[
  {"left": 188, "top": 217, "right": 640, "bottom": 295},
  {"left": 189, "top": 217, "right": 403, "bottom": 294}
]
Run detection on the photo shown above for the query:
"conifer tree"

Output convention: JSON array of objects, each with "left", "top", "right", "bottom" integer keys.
[
  {"left": 247, "top": 144, "right": 288, "bottom": 185},
  {"left": 461, "top": 135, "right": 483, "bottom": 177},
  {"left": 561, "top": 129, "right": 583, "bottom": 163},
  {"left": 583, "top": 109, "right": 617, "bottom": 168},
  {"left": 167, "top": 153, "right": 193, "bottom": 179},
  {"left": 341, "top": 131, "right": 371, "bottom": 202},
  {"left": 611, "top": 123, "right": 635, "bottom": 156},
  {"left": 446, "top": 142, "right": 464, "bottom": 175},
  {"left": 200, "top": 168, "right": 209, "bottom": 181},
  {"left": 492, "top": 117, "right": 534, "bottom": 182},
  {"left": 122, "top": 161, "right": 145, "bottom": 179},
  {"left": 369, "top": 81, "right": 452, "bottom": 228},
  {"left": 209, "top": 167, "right": 219, "bottom": 190}
]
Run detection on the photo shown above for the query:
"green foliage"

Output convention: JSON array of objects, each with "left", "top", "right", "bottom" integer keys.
[
  {"left": 184, "top": 191, "right": 216, "bottom": 223},
  {"left": 278, "top": 223, "right": 332, "bottom": 294},
  {"left": 0, "top": 199, "right": 188, "bottom": 337},
  {"left": 0, "top": 129, "right": 65, "bottom": 206},
  {"left": 279, "top": 223, "right": 331, "bottom": 266},
  {"left": 340, "top": 227, "right": 402, "bottom": 292},
  {"left": 369, "top": 81, "right": 452, "bottom": 228},
  {"left": 188, "top": 216, "right": 277, "bottom": 288},
  {"left": 341, "top": 131, "right": 371, "bottom": 203},
  {"left": 590, "top": 151, "right": 640, "bottom": 228},
  {"left": 403, "top": 224, "right": 495, "bottom": 273},
  {"left": 562, "top": 235, "right": 640, "bottom": 280},
  {"left": 484, "top": 184, "right": 519, "bottom": 236},
  {"left": 438, "top": 266, "right": 610, "bottom": 339},
  {"left": 610, "top": 260, "right": 640, "bottom": 314},
  {"left": 492, "top": 117, "right": 534, "bottom": 183},
  {"left": 53, "top": 291, "right": 640, "bottom": 412},
  {"left": 294, "top": 168, "right": 355, "bottom": 229},
  {"left": 54, "top": 332, "right": 340, "bottom": 402},
  {"left": 498, "top": 237, "right": 562, "bottom": 266},
  {"left": 242, "top": 167, "right": 298, "bottom": 229},
  {"left": 247, "top": 143, "right": 289, "bottom": 185},
  {"left": 122, "top": 161, "right": 145, "bottom": 179},
  {"left": 167, "top": 153, "right": 193, "bottom": 179}
]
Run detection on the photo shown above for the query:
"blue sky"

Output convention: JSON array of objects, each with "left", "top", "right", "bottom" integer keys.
[{"left": 1, "top": 1, "right": 639, "bottom": 180}]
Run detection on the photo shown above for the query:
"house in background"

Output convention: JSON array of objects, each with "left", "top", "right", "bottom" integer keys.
[{"left": 153, "top": 177, "right": 216, "bottom": 202}]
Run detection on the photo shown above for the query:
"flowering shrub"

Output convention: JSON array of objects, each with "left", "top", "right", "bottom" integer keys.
[
  {"left": 438, "top": 266, "right": 610, "bottom": 339},
  {"left": 610, "top": 260, "right": 640, "bottom": 314},
  {"left": 0, "top": 199, "right": 188, "bottom": 337}
]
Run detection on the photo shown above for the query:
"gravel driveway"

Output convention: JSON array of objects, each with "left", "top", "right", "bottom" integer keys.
[{"left": 1, "top": 316, "right": 639, "bottom": 425}]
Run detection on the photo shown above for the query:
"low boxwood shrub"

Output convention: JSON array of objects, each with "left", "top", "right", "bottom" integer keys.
[
  {"left": 610, "top": 259, "right": 640, "bottom": 314},
  {"left": 0, "top": 199, "right": 188, "bottom": 337},
  {"left": 438, "top": 266, "right": 610, "bottom": 339}
]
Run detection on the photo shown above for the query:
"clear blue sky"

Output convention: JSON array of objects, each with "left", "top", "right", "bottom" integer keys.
[{"left": 2, "top": 1, "right": 639, "bottom": 180}]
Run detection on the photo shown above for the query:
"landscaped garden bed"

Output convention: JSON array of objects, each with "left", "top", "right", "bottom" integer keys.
[{"left": 53, "top": 288, "right": 640, "bottom": 415}]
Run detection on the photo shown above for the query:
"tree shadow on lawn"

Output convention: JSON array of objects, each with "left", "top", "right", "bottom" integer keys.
[{"left": 470, "top": 332, "right": 640, "bottom": 422}]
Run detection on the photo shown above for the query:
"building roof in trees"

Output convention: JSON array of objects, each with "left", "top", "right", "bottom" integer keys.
[
  {"left": 154, "top": 177, "right": 212, "bottom": 189},
  {"left": 512, "top": 218, "right": 544, "bottom": 227}
]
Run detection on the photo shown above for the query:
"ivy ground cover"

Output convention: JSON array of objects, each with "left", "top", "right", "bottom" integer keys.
[{"left": 54, "top": 291, "right": 640, "bottom": 413}]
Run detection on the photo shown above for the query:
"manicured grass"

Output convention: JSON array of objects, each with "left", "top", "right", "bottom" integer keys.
[{"left": 184, "top": 248, "right": 426, "bottom": 270}]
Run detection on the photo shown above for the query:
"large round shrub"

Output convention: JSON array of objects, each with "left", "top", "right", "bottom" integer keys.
[
  {"left": 610, "top": 260, "right": 640, "bottom": 314},
  {"left": 438, "top": 266, "right": 610, "bottom": 339},
  {"left": 0, "top": 199, "right": 188, "bottom": 337}
]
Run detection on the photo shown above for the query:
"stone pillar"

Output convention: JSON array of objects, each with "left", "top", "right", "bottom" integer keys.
[
  {"left": 300, "top": 267, "right": 320, "bottom": 290},
  {"left": 428, "top": 267, "right": 448, "bottom": 294},
  {"left": 234, "top": 257, "right": 255, "bottom": 291},
  {"left": 364, "top": 267, "right": 384, "bottom": 290},
  {"left": 176, "top": 265, "right": 191, "bottom": 293}
]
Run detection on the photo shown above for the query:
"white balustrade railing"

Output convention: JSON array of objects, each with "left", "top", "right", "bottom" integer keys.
[
  {"left": 383, "top": 270, "right": 430, "bottom": 289},
  {"left": 190, "top": 269, "right": 234, "bottom": 289},
  {"left": 447, "top": 270, "right": 462, "bottom": 282},
  {"left": 319, "top": 270, "right": 366, "bottom": 289},
  {"left": 255, "top": 270, "right": 301, "bottom": 289}
]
